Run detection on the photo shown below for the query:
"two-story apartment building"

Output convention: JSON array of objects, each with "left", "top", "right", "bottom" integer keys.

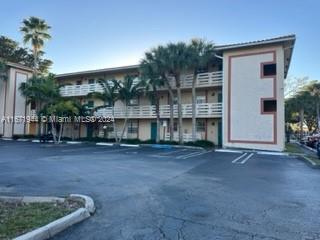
[
  {"left": 49, "top": 35, "right": 295, "bottom": 151},
  {"left": 0, "top": 62, "right": 33, "bottom": 138},
  {"left": 2, "top": 35, "right": 294, "bottom": 151}
]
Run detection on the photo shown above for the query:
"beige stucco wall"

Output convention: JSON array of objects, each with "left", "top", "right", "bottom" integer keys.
[
  {"left": 1, "top": 67, "right": 32, "bottom": 138},
  {"left": 222, "top": 45, "right": 285, "bottom": 151}
]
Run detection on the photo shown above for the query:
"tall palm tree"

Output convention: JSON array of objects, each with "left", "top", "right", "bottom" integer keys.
[
  {"left": 166, "top": 42, "right": 190, "bottom": 144},
  {"left": 140, "top": 57, "right": 165, "bottom": 143},
  {"left": 20, "top": 17, "right": 51, "bottom": 75},
  {"left": 188, "top": 39, "right": 215, "bottom": 142},
  {"left": 118, "top": 75, "right": 144, "bottom": 142},
  {"left": 88, "top": 79, "right": 120, "bottom": 142}
]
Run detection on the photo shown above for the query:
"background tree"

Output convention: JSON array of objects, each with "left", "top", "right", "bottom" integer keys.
[
  {"left": 89, "top": 79, "right": 120, "bottom": 142},
  {"left": 20, "top": 17, "right": 51, "bottom": 75},
  {"left": 307, "top": 81, "right": 320, "bottom": 132},
  {"left": 0, "top": 35, "right": 52, "bottom": 74},
  {"left": 188, "top": 39, "right": 215, "bottom": 142},
  {"left": 0, "top": 61, "right": 8, "bottom": 92}
]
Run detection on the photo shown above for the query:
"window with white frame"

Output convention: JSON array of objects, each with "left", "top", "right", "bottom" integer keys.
[
  {"left": 127, "top": 120, "right": 138, "bottom": 134},
  {"left": 196, "top": 120, "right": 206, "bottom": 132},
  {"left": 196, "top": 96, "right": 206, "bottom": 104}
]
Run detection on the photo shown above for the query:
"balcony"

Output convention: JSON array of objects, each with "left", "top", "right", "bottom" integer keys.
[
  {"left": 95, "top": 103, "right": 222, "bottom": 119},
  {"left": 59, "top": 71, "right": 223, "bottom": 97}
]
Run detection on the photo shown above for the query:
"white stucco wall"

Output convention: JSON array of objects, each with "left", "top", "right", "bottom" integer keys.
[{"left": 222, "top": 45, "right": 285, "bottom": 151}]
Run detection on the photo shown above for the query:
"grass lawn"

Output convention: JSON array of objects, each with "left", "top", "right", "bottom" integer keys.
[
  {"left": 0, "top": 198, "right": 83, "bottom": 240},
  {"left": 285, "top": 143, "right": 305, "bottom": 154}
]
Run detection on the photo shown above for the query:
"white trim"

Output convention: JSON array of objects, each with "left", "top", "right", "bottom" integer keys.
[{"left": 96, "top": 142, "right": 114, "bottom": 146}]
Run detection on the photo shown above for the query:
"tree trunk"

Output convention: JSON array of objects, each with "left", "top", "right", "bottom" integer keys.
[
  {"left": 191, "top": 72, "right": 197, "bottom": 142},
  {"left": 112, "top": 104, "right": 118, "bottom": 142},
  {"left": 119, "top": 105, "right": 128, "bottom": 142},
  {"left": 33, "top": 48, "right": 38, "bottom": 76},
  {"left": 58, "top": 122, "right": 64, "bottom": 144},
  {"left": 299, "top": 108, "right": 304, "bottom": 140},
  {"left": 51, "top": 116, "right": 57, "bottom": 143},
  {"left": 154, "top": 89, "right": 161, "bottom": 143},
  {"left": 36, "top": 100, "right": 41, "bottom": 138},
  {"left": 163, "top": 76, "right": 174, "bottom": 142},
  {"left": 175, "top": 75, "right": 183, "bottom": 145}
]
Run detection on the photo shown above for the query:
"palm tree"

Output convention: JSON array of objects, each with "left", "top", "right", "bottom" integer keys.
[
  {"left": 140, "top": 57, "right": 165, "bottom": 143},
  {"left": 88, "top": 79, "right": 120, "bottom": 142},
  {"left": 149, "top": 46, "right": 176, "bottom": 141},
  {"left": 165, "top": 42, "right": 190, "bottom": 144},
  {"left": 20, "top": 17, "right": 51, "bottom": 75},
  {"left": 118, "top": 75, "right": 144, "bottom": 142},
  {"left": 19, "top": 74, "right": 60, "bottom": 137},
  {"left": 188, "top": 39, "right": 215, "bottom": 142},
  {"left": 45, "top": 99, "right": 79, "bottom": 144}
]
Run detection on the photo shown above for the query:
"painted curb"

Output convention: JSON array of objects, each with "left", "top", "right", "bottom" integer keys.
[
  {"left": 2, "top": 194, "right": 95, "bottom": 240},
  {"left": 120, "top": 143, "right": 140, "bottom": 147},
  {"left": 32, "top": 140, "right": 40, "bottom": 143},
  {"left": 256, "top": 151, "right": 288, "bottom": 156},
  {"left": 16, "top": 139, "right": 30, "bottom": 142},
  {"left": 70, "top": 194, "right": 95, "bottom": 214},
  {"left": 298, "top": 142, "right": 317, "bottom": 153},
  {"left": 96, "top": 142, "right": 114, "bottom": 146},
  {"left": 215, "top": 149, "right": 243, "bottom": 154},
  {"left": 66, "top": 141, "right": 82, "bottom": 144}
]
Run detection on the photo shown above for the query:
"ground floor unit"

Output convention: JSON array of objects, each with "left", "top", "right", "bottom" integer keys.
[{"left": 28, "top": 118, "right": 222, "bottom": 145}]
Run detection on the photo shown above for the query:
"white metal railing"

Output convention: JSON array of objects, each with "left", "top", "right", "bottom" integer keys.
[
  {"left": 59, "top": 71, "right": 223, "bottom": 97},
  {"left": 164, "top": 132, "right": 202, "bottom": 142},
  {"left": 95, "top": 103, "right": 222, "bottom": 119}
]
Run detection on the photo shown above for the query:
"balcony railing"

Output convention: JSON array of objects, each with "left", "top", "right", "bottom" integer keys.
[
  {"left": 59, "top": 71, "right": 223, "bottom": 97},
  {"left": 95, "top": 103, "right": 222, "bottom": 119},
  {"left": 164, "top": 132, "right": 202, "bottom": 142}
]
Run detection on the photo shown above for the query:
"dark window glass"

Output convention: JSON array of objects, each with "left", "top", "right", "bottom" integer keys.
[
  {"left": 88, "top": 79, "right": 95, "bottom": 84},
  {"left": 263, "top": 64, "right": 276, "bottom": 76},
  {"left": 76, "top": 80, "right": 82, "bottom": 85},
  {"left": 263, "top": 100, "right": 277, "bottom": 112}
]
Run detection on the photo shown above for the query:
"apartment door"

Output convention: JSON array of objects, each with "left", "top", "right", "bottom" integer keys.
[
  {"left": 218, "top": 120, "right": 222, "bottom": 146},
  {"left": 87, "top": 124, "right": 93, "bottom": 139},
  {"left": 151, "top": 122, "right": 157, "bottom": 141}
]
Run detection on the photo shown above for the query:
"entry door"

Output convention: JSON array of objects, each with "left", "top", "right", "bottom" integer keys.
[
  {"left": 218, "top": 120, "right": 222, "bottom": 146},
  {"left": 87, "top": 124, "right": 93, "bottom": 139},
  {"left": 151, "top": 122, "right": 157, "bottom": 141}
]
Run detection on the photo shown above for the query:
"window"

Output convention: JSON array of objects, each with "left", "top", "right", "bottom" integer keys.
[
  {"left": 76, "top": 80, "right": 82, "bottom": 85},
  {"left": 127, "top": 120, "right": 138, "bottom": 134},
  {"left": 88, "top": 79, "right": 95, "bottom": 84},
  {"left": 263, "top": 100, "right": 277, "bottom": 113},
  {"left": 263, "top": 63, "right": 276, "bottom": 76},
  {"left": 196, "top": 96, "right": 206, "bottom": 104},
  {"left": 196, "top": 120, "right": 206, "bottom": 132},
  {"left": 197, "top": 67, "right": 208, "bottom": 74},
  {"left": 87, "top": 100, "right": 94, "bottom": 109}
]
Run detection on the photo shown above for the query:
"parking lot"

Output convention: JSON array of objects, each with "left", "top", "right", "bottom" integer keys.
[{"left": 1, "top": 140, "right": 320, "bottom": 240}]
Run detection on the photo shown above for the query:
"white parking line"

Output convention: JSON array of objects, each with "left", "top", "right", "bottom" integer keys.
[
  {"left": 232, "top": 153, "right": 247, "bottom": 163},
  {"left": 240, "top": 153, "right": 254, "bottom": 164},
  {"left": 177, "top": 150, "right": 212, "bottom": 159},
  {"left": 232, "top": 152, "right": 254, "bottom": 164}
]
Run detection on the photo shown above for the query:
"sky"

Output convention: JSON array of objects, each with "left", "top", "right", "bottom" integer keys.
[{"left": 0, "top": 0, "right": 319, "bottom": 80}]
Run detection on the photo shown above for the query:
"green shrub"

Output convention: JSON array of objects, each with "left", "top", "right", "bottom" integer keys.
[
  {"left": 12, "top": 134, "right": 35, "bottom": 140},
  {"left": 185, "top": 140, "right": 215, "bottom": 148}
]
